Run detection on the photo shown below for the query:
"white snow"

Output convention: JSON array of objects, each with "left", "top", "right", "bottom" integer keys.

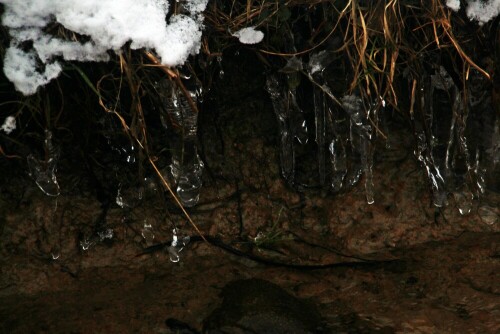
[
  {"left": 3, "top": 46, "right": 63, "bottom": 96},
  {"left": 1, "top": 0, "right": 498, "bottom": 95},
  {"left": 446, "top": 0, "right": 461, "bottom": 11},
  {"left": 1, "top": 116, "right": 16, "bottom": 134},
  {"left": 446, "top": 0, "right": 500, "bottom": 25},
  {"left": 465, "top": 0, "right": 500, "bottom": 25},
  {"left": 232, "top": 27, "right": 264, "bottom": 45},
  {"left": 0, "top": 0, "right": 209, "bottom": 95}
]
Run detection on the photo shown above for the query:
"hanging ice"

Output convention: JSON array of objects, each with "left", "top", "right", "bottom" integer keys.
[
  {"left": 115, "top": 181, "right": 144, "bottom": 209},
  {"left": 27, "top": 130, "right": 61, "bottom": 197},
  {"left": 453, "top": 191, "right": 473, "bottom": 215},
  {"left": 341, "top": 94, "right": 375, "bottom": 203},
  {"left": 141, "top": 220, "right": 155, "bottom": 245},
  {"left": 308, "top": 51, "right": 333, "bottom": 187},
  {"left": 167, "top": 228, "right": 190, "bottom": 262},
  {"left": 421, "top": 65, "right": 493, "bottom": 213},
  {"left": 307, "top": 51, "right": 351, "bottom": 192},
  {"left": 328, "top": 137, "right": 347, "bottom": 192},
  {"left": 265, "top": 73, "right": 308, "bottom": 183},
  {"left": 266, "top": 74, "right": 294, "bottom": 181},
  {"left": 415, "top": 132, "right": 447, "bottom": 207},
  {"left": 157, "top": 76, "right": 204, "bottom": 207},
  {"left": 79, "top": 228, "right": 114, "bottom": 251}
]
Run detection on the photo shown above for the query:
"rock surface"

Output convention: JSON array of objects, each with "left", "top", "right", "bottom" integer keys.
[{"left": 203, "top": 278, "right": 327, "bottom": 333}]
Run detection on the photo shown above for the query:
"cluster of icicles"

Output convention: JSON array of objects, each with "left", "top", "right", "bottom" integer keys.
[
  {"left": 265, "top": 49, "right": 497, "bottom": 221},
  {"left": 27, "top": 51, "right": 498, "bottom": 260}
]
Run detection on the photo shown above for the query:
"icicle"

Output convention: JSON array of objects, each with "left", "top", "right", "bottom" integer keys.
[
  {"left": 280, "top": 57, "right": 308, "bottom": 144},
  {"left": 115, "top": 181, "right": 144, "bottom": 209},
  {"left": 453, "top": 191, "right": 473, "bottom": 215},
  {"left": 265, "top": 55, "right": 309, "bottom": 185},
  {"left": 308, "top": 50, "right": 352, "bottom": 191},
  {"left": 27, "top": 129, "right": 60, "bottom": 197},
  {"left": 415, "top": 133, "right": 447, "bottom": 207},
  {"left": 342, "top": 95, "right": 364, "bottom": 126},
  {"left": 287, "top": 89, "right": 308, "bottom": 145},
  {"left": 313, "top": 86, "right": 326, "bottom": 185},
  {"left": 328, "top": 137, "right": 347, "bottom": 192},
  {"left": 342, "top": 95, "right": 364, "bottom": 188},
  {"left": 308, "top": 51, "right": 335, "bottom": 187},
  {"left": 363, "top": 138, "right": 375, "bottom": 205},
  {"left": 415, "top": 68, "right": 458, "bottom": 208},
  {"left": 266, "top": 74, "right": 295, "bottom": 182},
  {"left": 167, "top": 228, "right": 190, "bottom": 263},
  {"left": 79, "top": 228, "right": 114, "bottom": 252},
  {"left": 165, "top": 85, "right": 199, "bottom": 139},
  {"left": 32, "top": 197, "right": 60, "bottom": 260},
  {"left": 466, "top": 69, "right": 498, "bottom": 198},
  {"left": 172, "top": 148, "right": 204, "bottom": 207},
  {"left": 141, "top": 220, "right": 155, "bottom": 245},
  {"left": 450, "top": 92, "right": 474, "bottom": 214},
  {"left": 158, "top": 75, "right": 205, "bottom": 207},
  {"left": 474, "top": 150, "right": 487, "bottom": 194},
  {"left": 444, "top": 104, "right": 457, "bottom": 170},
  {"left": 432, "top": 69, "right": 476, "bottom": 214},
  {"left": 340, "top": 94, "right": 376, "bottom": 203}
]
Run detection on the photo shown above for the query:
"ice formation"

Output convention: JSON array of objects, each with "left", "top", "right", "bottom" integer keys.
[
  {"left": 27, "top": 130, "right": 61, "bottom": 197},
  {"left": 157, "top": 76, "right": 205, "bottom": 207},
  {"left": 0, "top": 0, "right": 209, "bottom": 95}
]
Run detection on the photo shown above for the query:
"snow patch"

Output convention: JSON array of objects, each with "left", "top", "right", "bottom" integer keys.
[
  {"left": 0, "top": 0, "right": 209, "bottom": 95},
  {"left": 465, "top": 0, "right": 500, "bottom": 25},
  {"left": 446, "top": 0, "right": 500, "bottom": 25},
  {"left": 1, "top": 116, "right": 16, "bottom": 134},
  {"left": 446, "top": 0, "right": 461, "bottom": 11},
  {"left": 233, "top": 27, "right": 264, "bottom": 45}
]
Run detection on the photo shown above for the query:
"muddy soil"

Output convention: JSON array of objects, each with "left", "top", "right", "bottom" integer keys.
[{"left": 0, "top": 50, "right": 499, "bottom": 333}]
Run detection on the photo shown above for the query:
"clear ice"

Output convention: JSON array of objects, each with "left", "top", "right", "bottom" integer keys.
[
  {"left": 309, "top": 51, "right": 338, "bottom": 188},
  {"left": 410, "top": 64, "right": 499, "bottom": 213},
  {"left": 265, "top": 73, "right": 308, "bottom": 183},
  {"left": 341, "top": 94, "right": 374, "bottom": 202},
  {"left": 157, "top": 76, "right": 204, "bottom": 207},
  {"left": 141, "top": 220, "right": 155, "bottom": 245},
  {"left": 27, "top": 130, "right": 61, "bottom": 197},
  {"left": 115, "top": 181, "right": 144, "bottom": 209},
  {"left": 167, "top": 228, "right": 190, "bottom": 263},
  {"left": 265, "top": 46, "right": 497, "bottom": 212},
  {"left": 264, "top": 48, "right": 380, "bottom": 203},
  {"left": 415, "top": 132, "right": 447, "bottom": 207},
  {"left": 79, "top": 228, "right": 114, "bottom": 251}
]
